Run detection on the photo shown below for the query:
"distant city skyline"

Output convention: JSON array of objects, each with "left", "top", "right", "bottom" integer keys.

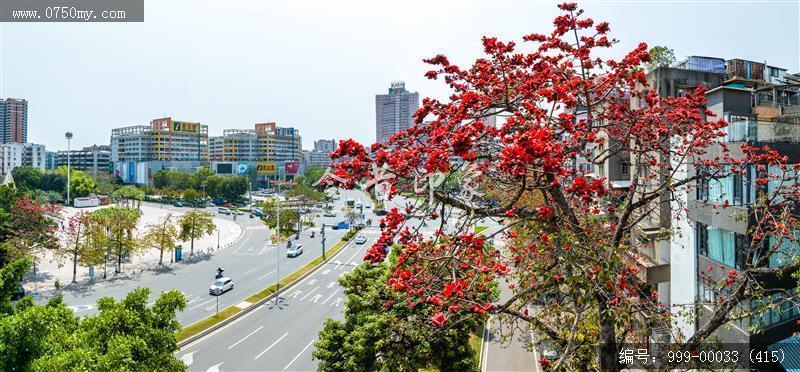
[{"left": 1, "top": 1, "right": 797, "bottom": 151}]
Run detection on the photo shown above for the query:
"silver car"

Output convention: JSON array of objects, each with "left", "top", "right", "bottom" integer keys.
[
  {"left": 209, "top": 277, "right": 234, "bottom": 295},
  {"left": 287, "top": 244, "right": 303, "bottom": 258},
  {"left": 354, "top": 235, "right": 368, "bottom": 244}
]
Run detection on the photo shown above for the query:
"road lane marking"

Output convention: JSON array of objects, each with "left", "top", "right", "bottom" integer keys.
[
  {"left": 306, "top": 279, "right": 317, "bottom": 285},
  {"left": 242, "top": 268, "right": 258, "bottom": 276},
  {"left": 188, "top": 298, "right": 216, "bottom": 311},
  {"left": 180, "top": 351, "right": 195, "bottom": 366},
  {"left": 289, "top": 290, "right": 302, "bottom": 298},
  {"left": 228, "top": 325, "right": 263, "bottom": 350},
  {"left": 257, "top": 269, "right": 277, "bottom": 280},
  {"left": 254, "top": 332, "right": 289, "bottom": 360},
  {"left": 299, "top": 286, "right": 319, "bottom": 301},
  {"left": 283, "top": 339, "right": 315, "bottom": 370},
  {"left": 310, "top": 294, "right": 323, "bottom": 303},
  {"left": 206, "top": 363, "right": 222, "bottom": 372},
  {"left": 321, "top": 289, "right": 339, "bottom": 305},
  {"left": 320, "top": 269, "right": 331, "bottom": 275},
  {"left": 332, "top": 298, "right": 344, "bottom": 307},
  {"left": 326, "top": 281, "right": 336, "bottom": 288}
]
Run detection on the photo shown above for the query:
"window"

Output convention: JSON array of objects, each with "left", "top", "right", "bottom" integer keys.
[
  {"left": 698, "top": 222, "right": 745, "bottom": 269},
  {"left": 620, "top": 162, "right": 630, "bottom": 176}
]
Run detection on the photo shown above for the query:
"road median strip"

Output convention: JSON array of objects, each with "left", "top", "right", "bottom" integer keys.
[{"left": 176, "top": 237, "right": 353, "bottom": 346}]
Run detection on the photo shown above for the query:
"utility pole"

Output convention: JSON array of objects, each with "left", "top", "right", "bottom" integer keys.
[
  {"left": 321, "top": 224, "right": 326, "bottom": 260},
  {"left": 274, "top": 180, "right": 281, "bottom": 307},
  {"left": 65, "top": 132, "right": 72, "bottom": 206}
]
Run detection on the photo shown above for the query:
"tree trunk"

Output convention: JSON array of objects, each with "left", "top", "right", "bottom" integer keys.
[
  {"left": 597, "top": 293, "right": 619, "bottom": 372},
  {"left": 159, "top": 247, "right": 164, "bottom": 266},
  {"left": 72, "top": 250, "right": 78, "bottom": 283}
]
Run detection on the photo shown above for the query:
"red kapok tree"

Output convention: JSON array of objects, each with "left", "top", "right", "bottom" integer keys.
[{"left": 325, "top": 3, "right": 800, "bottom": 370}]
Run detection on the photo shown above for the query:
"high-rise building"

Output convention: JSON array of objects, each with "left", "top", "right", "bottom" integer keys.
[
  {"left": 375, "top": 81, "right": 419, "bottom": 143},
  {"left": 56, "top": 145, "right": 111, "bottom": 175},
  {"left": 0, "top": 98, "right": 28, "bottom": 144},
  {"left": 0, "top": 143, "right": 46, "bottom": 175},
  {"left": 110, "top": 117, "right": 209, "bottom": 184}
]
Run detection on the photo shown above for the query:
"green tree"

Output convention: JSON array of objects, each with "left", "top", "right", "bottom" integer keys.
[
  {"left": 0, "top": 265, "right": 187, "bottom": 372},
  {"left": 55, "top": 212, "right": 104, "bottom": 283},
  {"left": 314, "top": 262, "right": 479, "bottom": 371},
  {"left": 10, "top": 166, "right": 43, "bottom": 192},
  {"left": 152, "top": 170, "right": 171, "bottom": 190},
  {"left": 223, "top": 176, "right": 249, "bottom": 203},
  {"left": 90, "top": 207, "right": 141, "bottom": 277},
  {"left": 178, "top": 210, "right": 216, "bottom": 256},
  {"left": 647, "top": 45, "right": 675, "bottom": 71},
  {"left": 40, "top": 173, "right": 67, "bottom": 194},
  {"left": 181, "top": 188, "right": 204, "bottom": 205},
  {"left": 144, "top": 214, "right": 179, "bottom": 266},
  {"left": 112, "top": 185, "right": 145, "bottom": 209},
  {"left": 56, "top": 167, "right": 98, "bottom": 198}
]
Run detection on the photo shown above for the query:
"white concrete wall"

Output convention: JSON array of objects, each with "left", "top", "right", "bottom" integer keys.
[{"left": 670, "top": 152, "right": 697, "bottom": 341}]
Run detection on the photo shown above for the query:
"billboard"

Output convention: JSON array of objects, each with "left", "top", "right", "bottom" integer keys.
[
  {"left": 128, "top": 161, "right": 135, "bottom": 183},
  {"left": 171, "top": 121, "right": 200, "bottom": 133},
  {"left": 216, "top": 163, "right": 233, "bottom": 174},
  {"left": 237, "top": 163, "right": 249, "bottom": 175},
  {"left": 257, "top": 162, "right": 276, "bottom": 175},
  {"left": 285, "top": 161, "right": 300, "bottom": 175}
]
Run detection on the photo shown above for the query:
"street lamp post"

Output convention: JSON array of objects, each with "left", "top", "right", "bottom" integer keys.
[{"left": 65, "top": 132, "right": 73, "bottom": 206}]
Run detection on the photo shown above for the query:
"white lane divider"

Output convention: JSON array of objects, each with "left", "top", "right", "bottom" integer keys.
[
  {"left": 299, "top": 286, "right": 319, "bottom": 301},
  {"left": 257, "top": 269, "right": 276, "bottom": 281},
  {"left": 207, "top": 362, "right": 223, "bottom": 372},
  {"left": 255, "top": 332, "right": 289, "bottom": 360},
  {"left": 228, "top": 325, "right": 263, "bottom": 350},
  {"left": 321, "top": 289, "right": 340, "bottom": 305},
  {"left": 320, "top": 269, "right": 331, "bottom": 275},
  {"left": 283, "top": 339, "right": 315, "bottom": 370}
]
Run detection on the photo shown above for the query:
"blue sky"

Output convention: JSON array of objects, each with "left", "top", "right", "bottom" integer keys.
[{"left": 1, "top": 0, "right": 798, "bottom": 151}]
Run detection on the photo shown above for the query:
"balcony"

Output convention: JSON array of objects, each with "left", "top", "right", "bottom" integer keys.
[{"left": 726, "top": 116, "right": 800, "bottom": 144}]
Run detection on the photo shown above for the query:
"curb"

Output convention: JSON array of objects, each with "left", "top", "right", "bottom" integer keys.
[{"left": 177, "top": 232, "right": 358, "bottom": 348}]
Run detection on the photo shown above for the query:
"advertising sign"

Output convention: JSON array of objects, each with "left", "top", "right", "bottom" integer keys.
[
  {"left": 128, "top": 161, "right": 135, "bottom": 183},
  {"left": 284, "top": 161, "right": 300, "bottom": 175},
  {"left": 257, "top": 162, "right": 276, "bottom": 175},
  {"left": 171, "top": 121, "right": 200, "bottom": 133},
  {"left": 237, "top": 163, "right": 249, "bottom": 175}
]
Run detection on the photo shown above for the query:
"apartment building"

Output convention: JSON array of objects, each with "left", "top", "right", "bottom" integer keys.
[
  {"left": 110, "top": 117, "right": 209, "bottom": 184},
  {"left": 0, "top": 143, "right": 46, "bottom": 175},
  {"left": 376, "top": 81, "right": 420, "bottom": 143},
  {"left": 55, "top": 145, "right": 111, "bottom": 175},
  {"left": 667, "top": 60, "right": 800, "bottom": 351},
  {"left": 0, "top": 98, "right": 28, "bottom": 144}
]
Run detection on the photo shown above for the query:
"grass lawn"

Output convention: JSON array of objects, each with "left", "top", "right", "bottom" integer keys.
[{"left": 474, "top": 225, "right": 489, "bottom": 234}]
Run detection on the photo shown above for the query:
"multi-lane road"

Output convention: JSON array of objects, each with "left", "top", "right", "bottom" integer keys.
[
  {"left": 59, "top": 189, "right": 366, "bottom": 326},
  {"left": 176, "top": 227, "right": 380, "bottom": 371}
]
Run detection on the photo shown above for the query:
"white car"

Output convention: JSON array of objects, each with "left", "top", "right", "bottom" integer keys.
[
  {"left": 209, "top": 277, "right": 234, "bottom": 295},
  {"left": 287, "top": 244, "right": 303, "bottom": 258},
  {"left": 354, "top": 235, "right": 368, "bottom": 244},
  {"left": 218, "top": 207, "right": 231, "bottom": 215},
  {"left": 232, "top": 210, "right": 244, "bottom": 215}
]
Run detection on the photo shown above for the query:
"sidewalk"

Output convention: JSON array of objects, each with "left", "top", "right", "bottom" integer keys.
[{"left": 27, "top": 204, "right": 244, "bottom": 292}]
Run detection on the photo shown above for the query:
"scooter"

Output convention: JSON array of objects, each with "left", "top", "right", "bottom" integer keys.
[{"left": 311, "top": 231, "right": 315, "bottom": 238}]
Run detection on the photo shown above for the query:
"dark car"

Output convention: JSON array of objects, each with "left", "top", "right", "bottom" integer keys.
[{"left": 172, "top": 201, "right": 184, "bottom": 207}]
